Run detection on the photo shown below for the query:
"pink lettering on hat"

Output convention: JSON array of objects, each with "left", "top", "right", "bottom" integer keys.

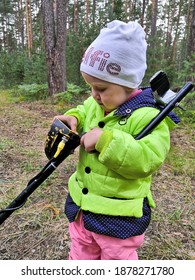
[
  {"left": 82, "top": 47, "right": 121, "bottom": 75},
  {"left": 106, "top": 63, "right": 121, "bottom": 75},
  {"left": 83, "top": 47, "right": 94, "bottom": 64},
  {"left": 89, "top": 50, "right": 104, "bottom": 67},
  {"left": 98, "top": 58, "right": 107, "bottom": 71}
]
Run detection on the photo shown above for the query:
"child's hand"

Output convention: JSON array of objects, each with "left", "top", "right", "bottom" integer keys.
[
  {"left": 80, "top": 128, "right": 103, "bottom": 153},
  {"left": 53, "top": 115, "right": 78, "bottom": 133}
]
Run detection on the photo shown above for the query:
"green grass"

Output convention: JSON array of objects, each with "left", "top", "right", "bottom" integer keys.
[
  {"left": 0, "top": 89, "right": 17, "bottom": 105},
  {"left": 165, "top": 147, "right": 194, "bottom": 176}
]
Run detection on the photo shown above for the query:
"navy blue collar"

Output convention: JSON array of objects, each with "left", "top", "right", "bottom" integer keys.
[
  {"left": 114, "top": 87, "right": 180, "bottom": 124},
  {"left": 114, "top": 87, "right": 154, "bottom": 116}
]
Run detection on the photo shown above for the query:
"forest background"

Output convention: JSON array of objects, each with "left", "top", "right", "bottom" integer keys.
[{"left": 0, "top": 0, "right": 195, "bottom": 96}]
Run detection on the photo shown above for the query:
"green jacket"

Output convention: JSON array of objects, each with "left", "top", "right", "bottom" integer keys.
[{"left": 65, "top": 93, "right": 176, "bottom": 218}]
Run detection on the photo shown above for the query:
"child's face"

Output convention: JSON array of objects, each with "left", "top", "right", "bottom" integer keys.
[{"left": 82, "top": 72, "right": 132, "bottom": 113}]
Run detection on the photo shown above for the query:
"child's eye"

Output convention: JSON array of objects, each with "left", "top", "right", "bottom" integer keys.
[
  {"left": 96, "top": 87, "right": 106, "bottom": 93},
  {"left": 91, "top": 85, "right": 107, "bottom": 94}
]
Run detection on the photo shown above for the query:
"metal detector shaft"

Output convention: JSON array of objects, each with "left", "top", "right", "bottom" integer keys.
[
  {"left": 0, "top": 136, "right": 80, "bottom": 225},
  {"left": 0, "top": 161, "right": 57, "bottom": 225},
  {"left": 0, "top": 82, "right": 193, "bottom": 225},
  {"left": 135, "top": 82, "right": 194, "bottom": 139}
]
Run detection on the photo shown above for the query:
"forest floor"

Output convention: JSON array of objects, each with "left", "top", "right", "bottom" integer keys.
[{"left": 0, "top": 90, "right": 194, "bottom": 260}]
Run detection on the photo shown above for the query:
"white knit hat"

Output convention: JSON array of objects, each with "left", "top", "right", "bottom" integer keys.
[{"left": 80, "top": 20, "right": 147, "bottom": 89}]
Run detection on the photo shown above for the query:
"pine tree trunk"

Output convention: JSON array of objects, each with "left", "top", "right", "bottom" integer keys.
[
  {"left": 85, "top": 0, "right": 90, "bottom": 27},
  {"left": 188, "top": 0, "right": 195, "bottom": 57},
  {"left": 172, "top": 0, "right": 182, "bottom": 63},
  {"left": 140, "top": 0, "right": 146, "bottom": 26},
  {"left": 25, "top": 0, "right": 33, "bottom": 59},
  {"left": 73, "top": 0, "right": 78, "bottom": 33},
  {"left": 150, "top": 0, "right": 158, "bottom": 49},
  {"left": 42, "top": 0, "right": 67, "bottom": 96}
]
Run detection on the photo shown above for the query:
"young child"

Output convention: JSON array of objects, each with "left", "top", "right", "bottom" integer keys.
[{"left": 54, "top": 20, "right": 179, "bottom": 260}]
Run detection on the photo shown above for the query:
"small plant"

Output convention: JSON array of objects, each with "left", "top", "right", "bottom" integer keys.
[
  {"left": 53, "top": 83, "right": 90, "bottom": 105},
  {"left": 11, "top": 83, "right": 48, "bottom": 101},
  {"left": 0, "top": 89, "right": 17, "bottom": 105}
]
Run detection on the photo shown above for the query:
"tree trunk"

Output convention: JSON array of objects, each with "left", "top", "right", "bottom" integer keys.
[
  {"left": 85, "top": 0, "right": 90, "bottom": 27},
  {"left": 42, "top": 0, "right": 67, "bottom": 96},
  {"left": 188, "top": 0, "right": 195, "bottom": 57},
  {"left": 25, "top": 0, "right": 33, "bottom": 59},
  {"left": 140, "top": 0, "right": 146, "bottom": 26},
  {"left": 172, "top": 0, "right": 182, "bottom": 63},
  {"left": 73, "top": 0, "right": 78, "bottom": 33},
  {"left": 19, "top": 0, "right": 25, "bottom": 49},
  {"left": 92, "top": 0, "right": 96, "bottom": 25},
  {"left": 150, "top": 0, "right": 158, "bottom": 49}
]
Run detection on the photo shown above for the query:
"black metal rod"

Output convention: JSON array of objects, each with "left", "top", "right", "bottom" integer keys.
[
  {"left": 0, "top": 82, "right": 193, "bottom": 225},
  {"left": 0, "top": 138, "right": 80, "bottom": 225},
  {"left": 135, "top": 82, "right": 194, "bottom": 140},
  {"left": 0, "top": 162, "right": 57, "bottom": 224}
]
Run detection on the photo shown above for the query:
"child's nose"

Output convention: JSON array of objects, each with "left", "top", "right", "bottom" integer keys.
[{"left": 92, "top": 88, "right": 101, "bottom": 100}]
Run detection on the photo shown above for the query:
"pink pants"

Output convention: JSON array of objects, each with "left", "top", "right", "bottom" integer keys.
[{"left": 68, "top": 212, "right": 144, "bottom": 260}]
